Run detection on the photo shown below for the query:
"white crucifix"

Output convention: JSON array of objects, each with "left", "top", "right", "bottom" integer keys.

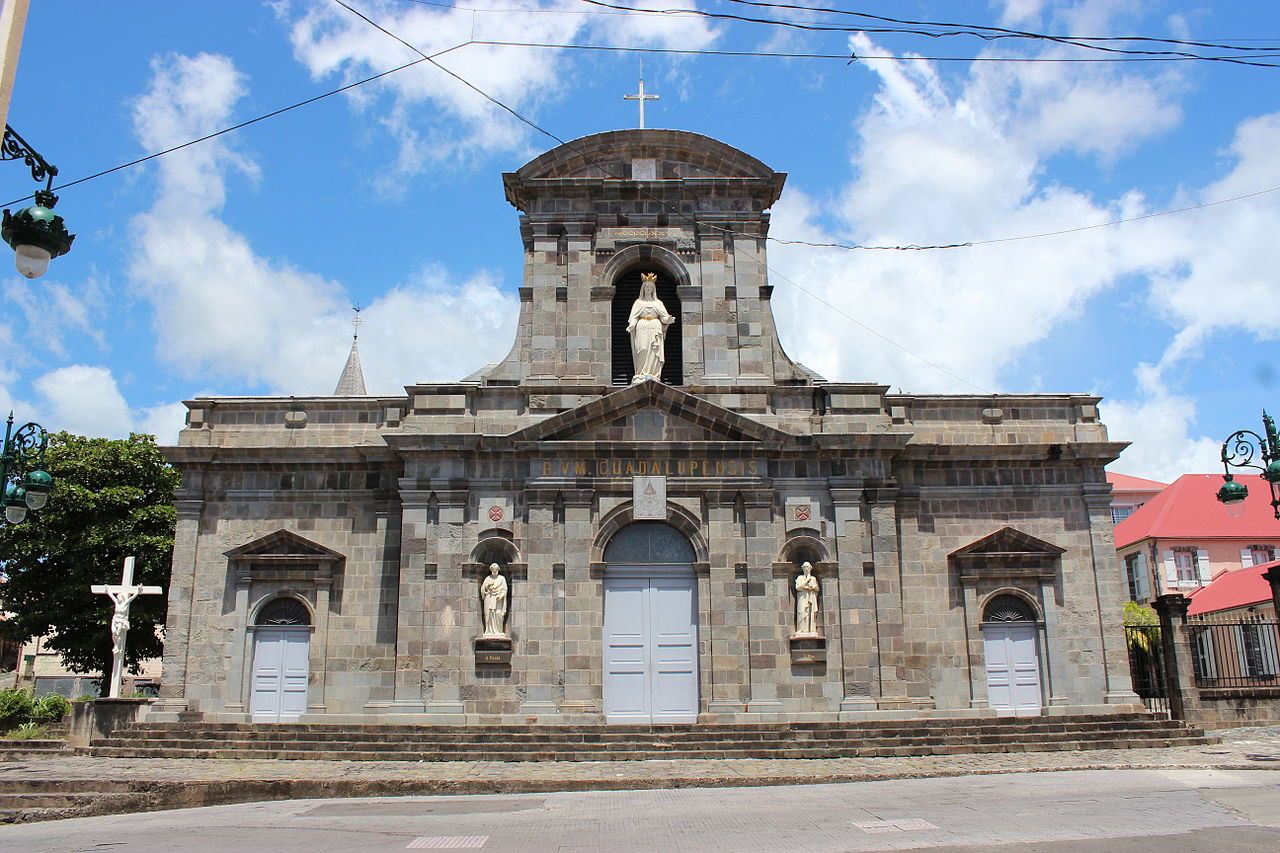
[
  {"left": 624, "top": 74, "right": 659, "bottom": 129},
  {"left": 91, "top": 557, "right": 162, "bottom": 699}
]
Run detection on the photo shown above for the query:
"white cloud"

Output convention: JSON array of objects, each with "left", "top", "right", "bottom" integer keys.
[
  {"left": 32, "top": 365, "right": 134, "bottom": 438},
  {"left": 25, "top": 365, "right": 186, "bottom": 442},
  {"left": 127, "top": 51, "right": 519, "bottom": 397},
  {"left": 282, "top": 0, "right": 718, "bottom": 175},
  {"left": 769, "top": 31, "right": 1168, "bottom": 393},
  {"left": 1101, "top": 365, "right": 1222, "bottom": 481}
]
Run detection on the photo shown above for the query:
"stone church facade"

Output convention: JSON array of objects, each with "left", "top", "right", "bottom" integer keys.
[{"left": 152, "top": 130, "right": 1140, "bottom": 724}]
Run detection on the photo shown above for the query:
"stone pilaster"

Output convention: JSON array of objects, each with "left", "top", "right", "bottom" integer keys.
[
  {"left": 560, "top": 493, "right": 598, "bottom": 716},
  {"left": 390, "top": 489, "right": 433, "bottom": 711},
  {"left": 520, "top": 494, "right": 561, "bottom": 718},
  {"left": 1084, "top": 485, "right": 1141, "bottom": 705},
  {"left": 867, "top": 486, "right": 911, "bottom": 708},
  {"left": 706, "top": 492, "right": 751, "bottom": 714},
  {"left": 744, "top": 498, "right": 783, "bottom": 715},
  {"left": 422, "top": 489, "right": 467, "bottom": 719},
  {"left": 154, "top": 494, "right": 204, "bottom": 714},
  {"left": 831, "top": 487, "right": 876, "bottom": 715}
]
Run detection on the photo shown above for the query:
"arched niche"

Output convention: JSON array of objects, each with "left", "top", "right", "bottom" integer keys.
[{"left": 606, "top": 246, "right": 689, "bottom": 386}]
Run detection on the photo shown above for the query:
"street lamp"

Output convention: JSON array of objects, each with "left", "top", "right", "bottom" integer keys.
[
  {"left": 0, "top": 125, "right": 73, "bottom": 279},
  {"left": 1215, "top": 410, "right": 1280, "bottom": 520},
  {"left": 0, "top": 412, "right": 53, "bottom": 524}
]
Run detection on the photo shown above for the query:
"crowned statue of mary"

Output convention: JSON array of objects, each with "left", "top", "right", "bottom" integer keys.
[{"left": 626, "top": 272, "right": 675, "bottom": 383}]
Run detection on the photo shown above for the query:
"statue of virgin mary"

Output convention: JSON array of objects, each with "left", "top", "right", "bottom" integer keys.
[{"left": 626, "top": 272, "right": 675, "bottom": 383}]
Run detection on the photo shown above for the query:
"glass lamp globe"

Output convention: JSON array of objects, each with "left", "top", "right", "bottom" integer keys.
[
  {"left": 14, "top": 243, "right": 51, "bottom": 279},
  {"left": 1225, "top": 499, "right": 1248, "bottom": 519},
  {"left": 23, "top": 488, "right": 46, "bottom": 510},
  {"left": 3, "top": 482, "right": 30, "bottom": 522}
]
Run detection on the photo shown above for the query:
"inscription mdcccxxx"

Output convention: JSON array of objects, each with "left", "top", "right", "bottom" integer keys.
[{"left": 536, "top": 458, "right": 762, "bottom": 477}]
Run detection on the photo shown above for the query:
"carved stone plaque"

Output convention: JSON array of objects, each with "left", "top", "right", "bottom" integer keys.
[{"left": 633, "top": 475, "right": 666, "bottom": 520}]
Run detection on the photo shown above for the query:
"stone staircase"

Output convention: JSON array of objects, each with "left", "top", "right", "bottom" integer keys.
[{"left": 86, "top": 713, "right": 1211, "bottom": 762}]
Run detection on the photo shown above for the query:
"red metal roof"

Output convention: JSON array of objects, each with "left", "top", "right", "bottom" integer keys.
[
  {"left": 1187, "top": 559, "right": 1278, "bottom": 615},
  {"left": 1113, "top": 473, "right": 1279, "bottom": 548},
  {"left": 1106, "top": 471, "right": 1168, "bottom": 492}
]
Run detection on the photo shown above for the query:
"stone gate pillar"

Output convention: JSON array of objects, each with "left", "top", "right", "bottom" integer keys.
[{"left": 1153, "top": 593, "right": 1203, "bottom": 722}]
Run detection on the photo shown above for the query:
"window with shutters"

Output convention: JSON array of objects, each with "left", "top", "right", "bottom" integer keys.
[
  {"left": 1124, "top": 553, "right": 1148, "bottom": 601},
  {"left": 1249, "top": 545, "right": 1276, "bottom": 567},
  {"left": 1173, "top": 548, "right": 1199, "bottom": 586}
]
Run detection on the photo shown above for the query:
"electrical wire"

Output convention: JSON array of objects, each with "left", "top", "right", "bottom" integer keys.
[
  {"left": 717, "top": 0, "right": 1280, "bottom": 54},
  {"left": 472, "top": 38, "right": 1280, "bottom": 64},
  {"left": 572, "top": 0, "right": 1280, "bottom": 68},
  {"left": 0, "top": 43, "right": 471, "bottom": 208}
]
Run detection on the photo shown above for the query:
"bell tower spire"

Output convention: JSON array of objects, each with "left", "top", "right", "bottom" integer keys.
[{"left": 334, "top": 305, "right": 368, "bottom": 396}]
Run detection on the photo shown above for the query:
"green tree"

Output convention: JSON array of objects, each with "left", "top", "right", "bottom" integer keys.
[{"left": 0, "top": 433, "right": 178, "bottom": 679}]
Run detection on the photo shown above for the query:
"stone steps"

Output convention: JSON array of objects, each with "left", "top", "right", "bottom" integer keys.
[
  {"left": 86, "top": 714, "right": 1211, "bottom": 762},
  {"left": 0, "top": 739, "right": 71, "bottom": 761},
  {"left": 86, "top": 737, "right": 1210, "bottom": 762},
  {"left": 106, "top": 718, "right": 1181, "bottom": 739}
]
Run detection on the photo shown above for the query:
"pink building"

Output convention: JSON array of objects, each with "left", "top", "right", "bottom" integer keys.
[
  {"left": 1114, "top": 474, "right": 1280, "bottom": 602},
  {"left": 1106, "top": 472, "right": 1166, "bottom": 526}
]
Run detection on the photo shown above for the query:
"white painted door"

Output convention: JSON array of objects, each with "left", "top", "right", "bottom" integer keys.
[
  {"left": 603, "top": 570, "right": 698, "bottom": 723},
  {"left": 984, "top": 623, "right": 1042, "bottom": 717},
  {"left": 251, "top": 628, "right": 310, "bottom": 722}
]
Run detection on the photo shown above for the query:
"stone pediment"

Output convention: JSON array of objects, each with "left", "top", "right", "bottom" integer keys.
[
  {"left": 508, "top": 382, "right": 791, "bottom": 445},
  {"left": 225, "top": 529, "right": 345, "bottom": 563},
  {"left": 949, "top": 527, "right": 1065, "bottom": 582}
]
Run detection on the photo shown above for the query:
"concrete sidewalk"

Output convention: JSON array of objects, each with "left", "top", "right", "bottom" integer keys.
[{"left": 0, "top": 726, "right": 1277, "bottom": 823}]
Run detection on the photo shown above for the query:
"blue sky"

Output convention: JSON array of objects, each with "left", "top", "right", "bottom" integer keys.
[{"left": 3, "top": 0, "right": 1279, "bottom": 481}]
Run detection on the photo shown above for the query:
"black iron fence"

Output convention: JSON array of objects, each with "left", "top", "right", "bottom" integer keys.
[
  {"left": 1124, "top": 624, "right": 1170, "bottom": 717},
  {"left": 1188, "top": 616, "right": 1280, "bottom": 688}
]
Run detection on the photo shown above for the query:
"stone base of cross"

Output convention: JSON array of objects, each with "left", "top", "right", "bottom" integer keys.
[{"left": 91, "top": 556, "right": 162, "bottom": 699}]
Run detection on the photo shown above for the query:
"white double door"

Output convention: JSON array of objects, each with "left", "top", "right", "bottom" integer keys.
[
  {"left": 250, "top": 628, "right": 310, "bottom": 722},
  {"left": 984, "top": 623, "right": 1042, "bottom": 717},
  {"left": 603, "top": 567, "right": 698, "bottom": 724}
]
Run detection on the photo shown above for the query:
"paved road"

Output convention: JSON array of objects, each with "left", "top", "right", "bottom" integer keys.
[{"left": 4, "top": 767, "right": 1279, "bottom": 852}]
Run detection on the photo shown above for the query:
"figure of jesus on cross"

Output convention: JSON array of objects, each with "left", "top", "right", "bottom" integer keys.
[{"left": 91, "top": 557, "right": 162, "bottom": 698}]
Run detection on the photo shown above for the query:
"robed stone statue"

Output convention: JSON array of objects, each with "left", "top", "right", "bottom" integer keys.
[
  {"left": 794, "top": 561, "right": 821, "bottom": 637},
  {"left": 627, "top": 272, "right": 674, "bottom": 383},
  {"left": 480, "top": 563, "right": 509, "bottom": 638}
]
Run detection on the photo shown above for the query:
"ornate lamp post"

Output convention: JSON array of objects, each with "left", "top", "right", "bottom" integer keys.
[
  {"left": 0, "top": 412, "right": 53, "bottom": 524},
  {"left": 1215, "top": 411, "right": 1280, "bottom": 520},
  {"left": 0, "top": 125, "right": 73, "bottom": 279}
]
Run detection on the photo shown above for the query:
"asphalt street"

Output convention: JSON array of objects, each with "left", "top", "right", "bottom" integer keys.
[{"left": 3, "top": 767, "right": 1279, "bottom": 852}]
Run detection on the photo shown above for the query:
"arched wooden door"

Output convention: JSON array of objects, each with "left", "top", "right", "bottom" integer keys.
[
  {"left": 602, "top": 522, "right": 698, "bottom": 723},
  {"left": 250, "top": 598, "right": 311, "bottom": 723}
]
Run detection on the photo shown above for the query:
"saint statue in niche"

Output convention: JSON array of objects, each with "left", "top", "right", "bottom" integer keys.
[
  {"left": 626, "top": 271, "right": 675, "bottom": 383},
  {"left": 480, "top": 563, "right": 509, "bottom": 638},
  {"left": 794, "top": 561, "right": 821, "bottom": 637}
]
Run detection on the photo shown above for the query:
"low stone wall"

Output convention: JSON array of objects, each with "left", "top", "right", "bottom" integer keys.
[
  {"left": 68, "top": 698, "right": 155, "bottom": 748},
  {"left": 1196, "top": 687, "right": 1280, "bottom": 730}
]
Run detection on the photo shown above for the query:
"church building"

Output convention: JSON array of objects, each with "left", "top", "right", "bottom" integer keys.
[{"left": 152, "top": 129, "right": 1140, "bottom": 725}]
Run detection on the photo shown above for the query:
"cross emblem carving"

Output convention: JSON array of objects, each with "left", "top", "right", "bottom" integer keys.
[{"left": 488, "top": 505, "right": 504, "bottom": 522}]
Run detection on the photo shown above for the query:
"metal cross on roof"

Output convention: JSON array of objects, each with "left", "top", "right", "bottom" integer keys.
[
  {"left": 624, "top": 75, "right": 659, "bottom": 129},
  {"left": 351, "top": 304, "right": 362, "bottom": 340}
]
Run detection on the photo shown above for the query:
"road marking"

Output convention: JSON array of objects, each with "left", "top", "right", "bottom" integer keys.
[
  {"left": 853, "top": 819, "right": 939, "bottom": 834},
  {"left": 406, "top": 836, "right": 489, "bottom": 849}
]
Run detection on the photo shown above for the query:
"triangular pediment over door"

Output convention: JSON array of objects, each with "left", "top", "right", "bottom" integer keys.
[
  {"left": 507, "top": 381, "right": 792, "bottom": 445},
  {"left": 225, "top": 529, "right": 345, "bottom": 584},
  {"left": 949, "top": 527, "right": 1065, "bottom": 583}
]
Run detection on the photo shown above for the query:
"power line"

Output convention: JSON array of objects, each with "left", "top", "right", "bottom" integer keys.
[
  {"left": 473, "top": 38, "right": 1280, "bottom": 64},
  {"left": 0, "top": 43, "right": 472, "bottom": 208},
  {"left": 572, "top": 0, "right": 1280, "bottom": 68},
  {"left": 332, "top": 0, "right": 992, "bottom": 392},
  {"left": 718, "top": 0, "right": 1280, "bottom": 54}
]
